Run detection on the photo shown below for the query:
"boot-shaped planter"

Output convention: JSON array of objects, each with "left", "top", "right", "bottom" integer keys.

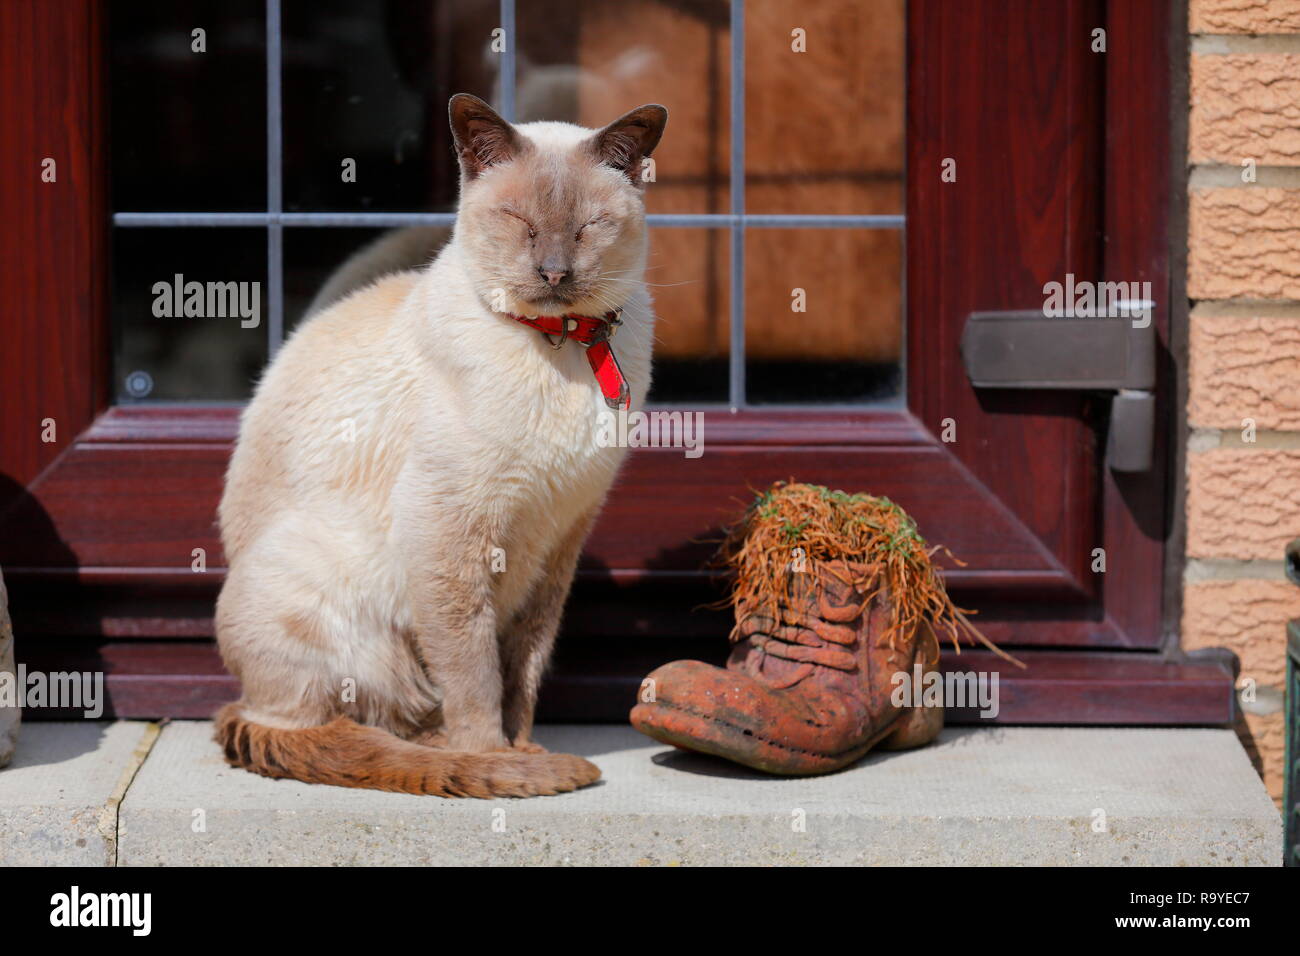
[
  {"left": 631, "top": 560, "right": 942, "bottom": 775},
  {"left": 630, "top": 481, "right": 1021, "bottom": 775}
]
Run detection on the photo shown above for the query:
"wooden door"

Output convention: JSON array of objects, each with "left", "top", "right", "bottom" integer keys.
[{"left": 0, "top": 0, "right": 1233, "bottom": 724}]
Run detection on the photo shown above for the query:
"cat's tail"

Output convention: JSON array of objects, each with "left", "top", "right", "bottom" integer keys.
[{"left": 214, "top": 704, "right": 600, "bottom": 798}]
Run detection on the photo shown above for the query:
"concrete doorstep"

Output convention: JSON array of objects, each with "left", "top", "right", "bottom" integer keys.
[{"left": 0, "top": 721, "right": 1282, "bottom": 866}]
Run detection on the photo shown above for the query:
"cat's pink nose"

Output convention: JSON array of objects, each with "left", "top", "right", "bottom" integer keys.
[{"left": 539, "top": 267, "right": 569, "bottom": 287}]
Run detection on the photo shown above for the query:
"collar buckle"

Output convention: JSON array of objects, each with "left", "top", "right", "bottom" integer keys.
[
  {"left": 542, "top": 317, "right": 576, "bottom": 350},
  {"left": 586, "top": 309, "right": 623, "bottom": 347}
]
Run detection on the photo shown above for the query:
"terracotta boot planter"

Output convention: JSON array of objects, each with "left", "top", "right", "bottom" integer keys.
[
  {"left": 631, "top": 559, "right": 942, "bottom": 774},
  {"left": 629, "top": 482, "right": 1020, "bottom": 775}
]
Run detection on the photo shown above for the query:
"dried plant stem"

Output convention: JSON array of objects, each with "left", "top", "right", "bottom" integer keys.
[{"left": 719, "top": 481, "right": 1026, "bottom": 669}]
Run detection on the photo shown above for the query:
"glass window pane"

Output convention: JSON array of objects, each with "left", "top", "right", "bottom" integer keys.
[
  {"left": 286, "top": 226, "right": 721, "bottom": 404},
  {"left": 111, "top": 0, "right": 267, "bottom": 212},
  {"left": 108, "top": 1, "right": 907, "bottom": 409},
  {"left": 113, "top": 228, "right": 268, "bottom": 402},
  {"left": 744, "top": 229, "right": 902, "bottom": 405},
  {"left": 645, "top": 228, "right": 729, "bottom": 405},
  {"left": 518, "top": 0, "right": 730, "bottom": 216},
  {"left": 283, "top": 226, "right": 452, "bottom": 336},
  {"left": 282, "top": 0, "right": 502, "bottom": 213},
  {"left": 745, "top": 0, "right": 904, "bottom": 216}
]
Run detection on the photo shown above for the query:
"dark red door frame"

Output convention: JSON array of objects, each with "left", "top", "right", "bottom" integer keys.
[{"left": 0, "top": 0, "right": 1234, "bottom": 724}]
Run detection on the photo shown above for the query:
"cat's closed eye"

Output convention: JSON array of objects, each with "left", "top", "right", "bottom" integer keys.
[
  {"left": 575, "top": 214, "right": 609, "bottom": 242},
  {"left": 500, "top": 207, "right": 536, "bottom": 239}
]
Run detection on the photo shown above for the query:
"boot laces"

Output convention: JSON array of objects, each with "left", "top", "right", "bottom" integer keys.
[{"left": 735, "top": 600, "right": 865, "bottom": 688}]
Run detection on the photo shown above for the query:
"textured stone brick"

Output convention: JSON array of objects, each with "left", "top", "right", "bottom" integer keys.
[
  {"left": 1187, "top": 449, "right": 1300, "bottom": 558},
  {"left": 1188, "top": 188, "right": 1300, "bottom": 299},
  {"left": 1183, "top": 579, "right": 1299, "bottom": 686},
  {"left": 1191, "top": 0, "right": 1300, "bottom": 34},
  {"left": 1188, "top": 310, "right": 1300, "bottom": 429},
  {"left": 1191, "top": 54, "right": 1300, "bottom": 166}
]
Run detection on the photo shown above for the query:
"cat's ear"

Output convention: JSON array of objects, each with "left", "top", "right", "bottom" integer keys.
[
  {"left": 448, "top": 93, "right": 526, "bottom": 180},
  {"left": 589, "top": 104, "right": 668, "bottom": 186}
]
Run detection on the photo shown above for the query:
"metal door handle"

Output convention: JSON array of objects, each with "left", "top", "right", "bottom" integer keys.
[{"left": 960, "top": 306, "right": 1156, "bottom": 472}]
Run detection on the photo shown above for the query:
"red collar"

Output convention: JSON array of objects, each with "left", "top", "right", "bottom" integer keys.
[{"left": 507, "top": 309, "right": 630, "bottom": 410}]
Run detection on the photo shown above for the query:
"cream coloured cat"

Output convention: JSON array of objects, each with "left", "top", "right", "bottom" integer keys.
[{"left": 214, "top": 94, "right": 666, "bottom": 797}]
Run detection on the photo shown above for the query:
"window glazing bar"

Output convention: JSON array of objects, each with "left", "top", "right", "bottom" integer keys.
[
  {"left": 113, "top": 212, "right": 904, "bottom": 229},
  {"left": 499, "top": 0, "right": 516, "bottom": 122},
  {"left": 728, "top": 0, "right": 745, "bottom": 409},
  {"left": 267, "top": 0, "right": 284, "bottom": 354}
]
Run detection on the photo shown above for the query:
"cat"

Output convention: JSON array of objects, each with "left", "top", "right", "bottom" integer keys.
[{"left": 214, "top": 93, "right": 666, "bottom": 797}]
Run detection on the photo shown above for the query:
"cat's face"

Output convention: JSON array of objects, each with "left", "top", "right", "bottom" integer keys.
[{"left": 449, "top": 94, "right": 667, "bottom": 317}]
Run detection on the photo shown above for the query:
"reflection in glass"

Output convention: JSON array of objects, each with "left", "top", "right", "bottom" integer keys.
[
  {"left": 282, "top": 0, "right": 501, "bottom": 213},
  {"left": 110, "top": 0, "right": 267, "bottom": 212},
  {"left": 113, "top": 228, "right": 268, "bottom": 402},
  {"left": 644, "top": 228, "right": 729, "bottom": 405},
  {"left": 518, "top": 0, "right": 730, "bottom": 216},
  {"left": 745, "top": 0, "right": 904, "bottom": 216},
  {"left": 744, "top": 229, "right": 902, "bottom": 405}
]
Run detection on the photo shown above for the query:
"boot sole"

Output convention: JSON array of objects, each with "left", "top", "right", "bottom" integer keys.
[{"left": 631, "top": 699, "right": 940, "bottom": 776}]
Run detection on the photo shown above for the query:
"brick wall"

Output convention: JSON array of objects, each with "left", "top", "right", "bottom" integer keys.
[{"left": 1185, "top": 0, "right": 1300, "bottom": 807}]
